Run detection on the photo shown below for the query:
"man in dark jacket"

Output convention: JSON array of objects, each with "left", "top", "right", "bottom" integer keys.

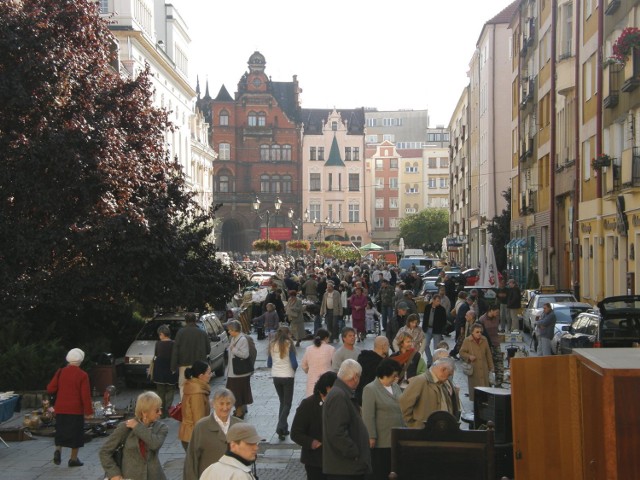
[
  {"left": 506, "top": 279, "right": 522, "bottom": 332},
  {"left": 449, "top": 296, "right": 474, "bottom": 359},
  {"left": 323, "top": 359, "right": 372, "bottom": 478},
  {"left": 422, "top": 295, "right": 448, "bottom": 366},
  {"left": 171, "top": 313, "right": 211, "bottom": 398},
  {"left": 378, "top": 279, "right": 395, "bottom": 332},
  {"left": 355, "top": 336, "right": 389, "bottom": 406}
]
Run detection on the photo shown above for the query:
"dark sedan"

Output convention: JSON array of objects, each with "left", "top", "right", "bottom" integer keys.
[{"left": 558, "top": 295, "right": 640, "bottom": 354}]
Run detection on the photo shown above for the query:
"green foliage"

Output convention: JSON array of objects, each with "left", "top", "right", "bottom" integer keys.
[
  {"left": 397, "top": 208, "right": 449, "bottom": 250},
  {"left": 487, "top": 188, "right": 511, "bottom": 273},
  {"left": 0, "top": 0, "right": 240, "bottom": 363},
  {"left": 527, "top": 268, "right": 541, "bottom": 289}
]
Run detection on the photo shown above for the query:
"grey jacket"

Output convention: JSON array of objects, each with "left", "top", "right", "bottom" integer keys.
[
  {"left": 320, "top": 290, "right": 343, "bottom": 316},
  {"left": 322, "top": 378, "right": 372, "bottom": 476},
  {"left": 100, "top": 421, "right": 168, "bottom": 480},
  {"left": 362, "top": 378, "right": 404, "bottom": 448},
  {"left": 183, "top": 415, "right": 243, "bottom": 480}
]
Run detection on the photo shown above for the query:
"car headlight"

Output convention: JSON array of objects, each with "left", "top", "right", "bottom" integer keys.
[{"left": 126, "top": 356, "right": 143, "bottom": 365}]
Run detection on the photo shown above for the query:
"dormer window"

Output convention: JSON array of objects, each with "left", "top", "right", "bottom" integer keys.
[{"left": 332, "top": 121, "right": 338, "bottom": 131}]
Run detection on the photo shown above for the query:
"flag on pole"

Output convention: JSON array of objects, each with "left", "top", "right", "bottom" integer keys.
[{"left": 486, "top": 240, "right": 498, "bottom": 286}]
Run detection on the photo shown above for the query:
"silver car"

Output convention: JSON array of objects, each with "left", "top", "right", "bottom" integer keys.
[
  {"left": 522, "top": 292, "right": 578, "bottom": 333},
  {"left": 124, "top": 312, "right": 228, "bottom": 387}
]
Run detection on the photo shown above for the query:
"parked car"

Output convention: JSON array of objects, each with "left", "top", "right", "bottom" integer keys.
[
  {"left": 422, "top": 266, "right": 462, "bottom": 278},
  {"left": 461, "top": 268, "right": 480, "bottom": 286},
  {"left": 419, "top": 277, "right": 440, "bottom": 299},
  {"left": 398, "top": 257, "right": 439, "bottom": 275},
  {"left": 124, "top": 312, "right": 228, "bottom": 387},
  {"left": 558, "top": 295, "right": 640, "bottom": 354},
  {"left": 531, "top": 302, "right": 593, "bottom": 353},
  {"left": 249, "top": 271, "right": 277, "bottom": 286},
  {"left": 522, "top": 291, "right": 579, "bottom": 333}
]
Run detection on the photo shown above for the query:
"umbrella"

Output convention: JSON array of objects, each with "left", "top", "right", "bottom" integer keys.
[
  {"left": 398, "top": 237, "right": 405, "bottom": 252},
  {"left": 485, "top": 242, "right": 498, "bottom": 286},
  {"left": 360, "top": 242, "right": 384, "bottom": 251}
]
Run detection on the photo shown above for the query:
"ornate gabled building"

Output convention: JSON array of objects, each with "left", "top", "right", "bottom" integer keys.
[
  {"left": 299, "top": 108, "right": 368, "bottom": 245},
  {"left": 198, "top": 52, "right": 303, "bottom": 253}
]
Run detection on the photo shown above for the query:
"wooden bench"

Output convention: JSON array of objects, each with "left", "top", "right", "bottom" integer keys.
[{"left": 389, "top": 411, "right": 496, "bottom": 480}]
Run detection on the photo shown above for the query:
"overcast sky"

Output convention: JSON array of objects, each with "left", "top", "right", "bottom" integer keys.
[{"left": 171, "top": 0, "right": 514, "bottom": 127}]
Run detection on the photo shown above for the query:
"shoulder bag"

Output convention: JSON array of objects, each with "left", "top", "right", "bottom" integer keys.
[
  {"left": 113, "top": 429, "right": 130, "bottom": 468},
  {"left": 168, "top": 402, "right": 182, "bottom": 421},
  {"left": 461, "top": 360, "right": 474, "bottom": 376}
]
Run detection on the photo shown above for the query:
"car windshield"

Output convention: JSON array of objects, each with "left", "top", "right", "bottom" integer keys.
[
  {"left": 554, "top": 307, "right": 590, "bottom": 324},
  {"left": 538, "top": 295, "right": 576, "bottom": 306},
  {"left": 136, "top": 320, "right": 185, "bottom": 341}
]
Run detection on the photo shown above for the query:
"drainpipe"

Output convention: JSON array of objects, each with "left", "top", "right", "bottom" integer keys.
[
  {"left": 550, "top": 1, "right": 557, "bottom": 285},
  {"left": 573, "top": 0, "right": 581, "bottom": 300},
  {"left": 596, "top": 0, "right": 604, "bottom": 199}
]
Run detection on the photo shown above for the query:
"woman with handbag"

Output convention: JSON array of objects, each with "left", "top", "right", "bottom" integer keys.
[
  {"left": 47, "top": 348, "right": 93, "bottom": 467},
  {"left": 225, "top": 320, "right": 253, "bottom": 419},
  {"left": 459, "top": 323, "right": 494, "bottom": 401},
  {"left": 268, "top": 326, "right": 298, "bottom": 440},
  {"left": 178, "top": 360, "right": 212, "bottom": 450},
  {"left": 100, "top": 391, "right": 168, "bottom": 480},
  {"left": 150, "top": 325, "right": 178, "bottom": 419}
]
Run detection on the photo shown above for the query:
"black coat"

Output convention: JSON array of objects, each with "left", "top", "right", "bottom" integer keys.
[
  {"left": 355, "top": 350, "right": 385, "bottom": 406},
  {"left": 291, "top": 393, "right": 325, "bottom": 468},
  {"left": 422, "top": 304, "right": 448, "bottom": 335}
]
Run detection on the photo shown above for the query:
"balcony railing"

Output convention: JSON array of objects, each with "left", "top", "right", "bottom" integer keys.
[
  {"left": 622, "top": 48, "right": 640, "bottom": 93},
  {"left": 604, "top": 63, "right": 623, "bottom": 108},
  {"left": 634, "top": 147, "right": 640, "bottom": 186}
]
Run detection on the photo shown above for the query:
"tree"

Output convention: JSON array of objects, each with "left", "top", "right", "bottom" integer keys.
[
  {"left": 397, "top": 208, "right": 449, "bottom": 252},
  {"left": 0, "top": 0, "right": 242, "bottom": 388},
  {"left": 487, "top": 188, "right": 511, "bottom": 274}
]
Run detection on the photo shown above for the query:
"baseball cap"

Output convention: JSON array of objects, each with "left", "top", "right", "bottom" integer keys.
[
  {"left": 227, "top": 423, "right": 262, "bottom": 444},
  {"left": 397, "top": 301, "right": 409, "bottom": 311}
]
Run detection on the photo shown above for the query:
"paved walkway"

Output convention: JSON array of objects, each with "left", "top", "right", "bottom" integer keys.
[{"left": 0, "top": 321, "right": 523, "bottom": 479}]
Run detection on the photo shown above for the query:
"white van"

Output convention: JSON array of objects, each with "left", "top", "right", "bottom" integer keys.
[
  {"left": 215, "top": 251, "right": 231, "bottom": 266},
  {"left": 403, "top": 248, "right": 424, "bottom": 257}
]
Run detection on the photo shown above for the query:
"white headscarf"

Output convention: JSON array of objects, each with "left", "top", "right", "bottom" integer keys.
[{"left": 65, "top": 348, "right": 85, "bottom": 366}]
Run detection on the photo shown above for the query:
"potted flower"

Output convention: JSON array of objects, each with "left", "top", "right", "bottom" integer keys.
[
  {"left": 286, "top": 240, "right": 311, "bottom": 251},
  {"left": 612, "top": 27, "right": 640, "bottom": 63},
  {"left": 313, "top": 240, "right": 331, "bottom": 251},
  {"left": 592, "top": 154, "right": 612, "bottom": 169},
  {"left": 252, "top": 238, "right": 282, "bottom": 252}
]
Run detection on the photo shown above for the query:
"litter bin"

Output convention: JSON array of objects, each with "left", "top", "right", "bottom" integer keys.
[{"left": 90, "top": 353, "right": 116, "bottom": 395}]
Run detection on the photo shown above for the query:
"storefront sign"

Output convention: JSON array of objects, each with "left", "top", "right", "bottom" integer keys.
[{"left": 260, "top": 227, "right": 292, "bottom": 240}]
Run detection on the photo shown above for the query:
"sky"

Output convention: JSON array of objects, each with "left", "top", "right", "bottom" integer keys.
[{"left": 171, "top": 0, "right": 514, "bottom": 127}]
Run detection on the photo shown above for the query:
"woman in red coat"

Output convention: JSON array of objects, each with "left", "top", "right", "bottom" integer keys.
[
  {"left": 349, "top": 286, "right": 369, "bottom": 342},
  {"left": 47, "top": 348, "right": 93, "bottom": 467}
]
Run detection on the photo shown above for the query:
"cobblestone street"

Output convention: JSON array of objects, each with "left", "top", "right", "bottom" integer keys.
[{"left": 0, "top": 319, "right": 516, "bottom": 479}]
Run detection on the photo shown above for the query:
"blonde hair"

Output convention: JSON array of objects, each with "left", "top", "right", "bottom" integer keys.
[{"left": 135, "top": 391, "right": 162, "bottom": 419}]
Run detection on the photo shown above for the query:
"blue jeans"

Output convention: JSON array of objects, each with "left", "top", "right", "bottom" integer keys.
[
  {"left": 273, "top": 377, "right": 294, "bottom": 434},
  {"left": 381, "top": 305, "right": 393, "bottom": 331},
  {"left": 424, "top": 328, "right": 443, "bottom": 365}
]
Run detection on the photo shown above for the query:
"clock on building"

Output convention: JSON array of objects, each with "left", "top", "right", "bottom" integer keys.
[{"left": 252, "top": 78, "right": 262, "bottom": 88}]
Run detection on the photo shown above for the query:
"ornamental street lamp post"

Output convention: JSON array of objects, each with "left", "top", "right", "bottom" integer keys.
[{"left": 252, "top": 196, "right": 282, "bottom": 242}]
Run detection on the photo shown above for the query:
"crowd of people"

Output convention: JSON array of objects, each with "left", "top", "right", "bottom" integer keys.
[{"left": 46, "top": 253, "right": 535, "bottom": 480}]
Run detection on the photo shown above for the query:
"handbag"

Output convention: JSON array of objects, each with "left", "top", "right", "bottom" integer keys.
[
  {"left": 232, "top": 356, "right": 253, "bottom": 375},
  {"left": 113, "top": 430, "right": 130, "bottom": 468},
  {"left": 461, "top": 361, "right": 474, "bottom": 376},
  {"left": 49, "top": 368, "right": 63, "bottom": 406},
  {"left": 168, "top": 402, "right": 183, "bottom": 421}
]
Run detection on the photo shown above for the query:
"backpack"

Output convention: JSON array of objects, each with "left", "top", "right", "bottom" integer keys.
[{"left": 244, "top": 334, "right": 258, "bottom": 372}]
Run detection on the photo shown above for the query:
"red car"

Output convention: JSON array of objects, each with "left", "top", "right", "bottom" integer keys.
[{"left": 461, "top": 268, "right": 480, "bottom": 286}]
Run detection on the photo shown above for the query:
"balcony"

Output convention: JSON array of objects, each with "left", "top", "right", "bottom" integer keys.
[
  {"left": 520, "top": 78, "right": 535, "bottom": 109},
  {"left": 242, "top": 126, "right": 274, "bottom": 139},
  {"left": 604, "top": 63, "right": 623, "bottom": 108},
  {"left": 621, "top": 48, "right": 640, "bottom": 93}
]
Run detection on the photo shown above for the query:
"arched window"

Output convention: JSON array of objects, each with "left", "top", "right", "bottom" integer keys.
[
  {"left": 271, "top": 144, "right": 281, "bottom": 161},
  {"left": 248, "top": 111, "right": 257, "bottom": 126},
  {"left": 258, "top": 112, "right": 267, "bottom": 126},
  {"left": 260, "top": 175, "right": 270, "bottom": 192},
  {"left": 282, "top": 175, "right": 292, "bottom": 193},
  {"left": 260, "top": 144, "right": 270, "bottom": 161},
  {"left": 271, "top": 175, "right": 281, "bottom": 193},
  {"left": 282, "top": 145, "right": 292, "bottom": 161},
  {"left": 219, "top": 110, "right": 229, "bottom": 126}
]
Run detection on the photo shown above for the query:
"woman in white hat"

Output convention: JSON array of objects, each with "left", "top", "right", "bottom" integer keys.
[{"left": 46, "top": 348, "right": 94, "bottom": 467}]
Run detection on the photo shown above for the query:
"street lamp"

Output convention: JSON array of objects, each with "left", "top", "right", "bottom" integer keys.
[
  {"left": 287, "top": 208, "right": 304, "bottom": 240},
  {"left": 253, "top": 196, "right": 282, "bottom": 241}
]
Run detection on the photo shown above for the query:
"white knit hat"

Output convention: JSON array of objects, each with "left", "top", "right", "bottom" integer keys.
[{"left": 66, "top": 348, "right": 85, "bottom": 365}]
